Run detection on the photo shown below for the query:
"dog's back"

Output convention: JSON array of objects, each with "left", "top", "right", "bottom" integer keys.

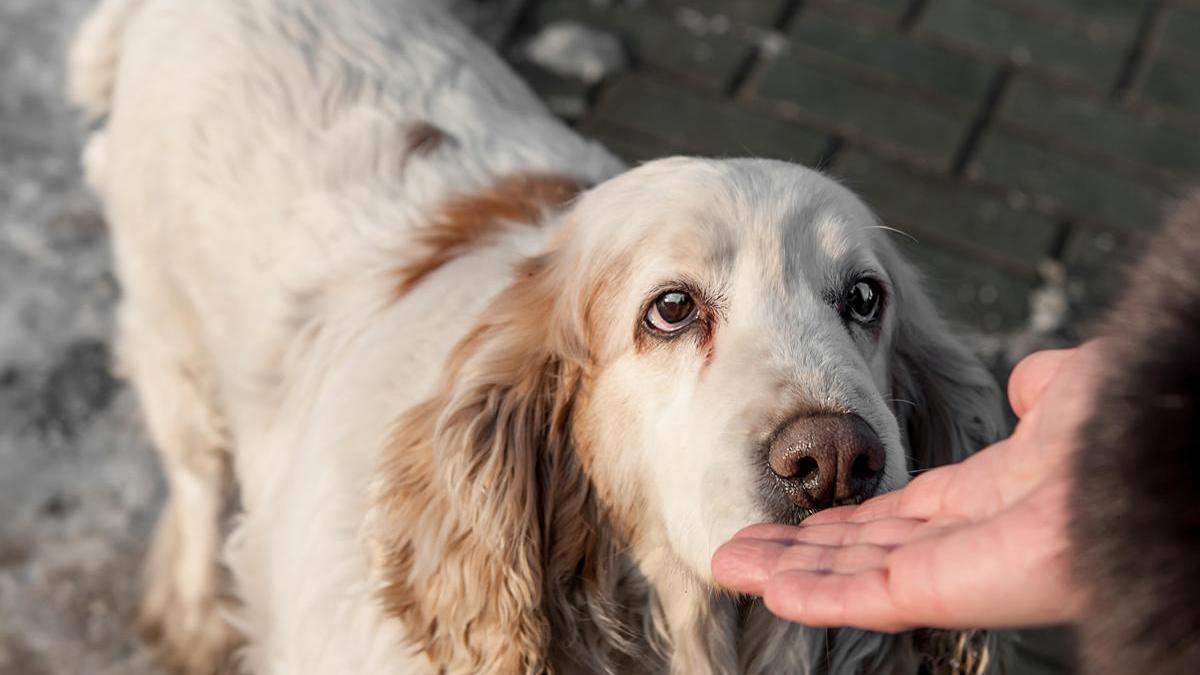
[
  {"left": 69, "top": 0, "right": 624, "bottom": 460},
  {"left": 71, "top": 0, "right": 618, "bottom": 387}
]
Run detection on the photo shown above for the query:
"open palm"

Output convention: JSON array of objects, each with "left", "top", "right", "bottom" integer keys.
[{"left": 712, "top": 345, "right": 1101, "bottom": 632}]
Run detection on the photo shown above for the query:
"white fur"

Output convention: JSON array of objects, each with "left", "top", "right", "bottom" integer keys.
[{"left": 70, "top": 0, "right": 1003, "bottom": 673}]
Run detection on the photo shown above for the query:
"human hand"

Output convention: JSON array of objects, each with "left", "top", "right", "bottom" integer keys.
[{"left": 712, "top": 344, "right": 1103, "bottom": 632}]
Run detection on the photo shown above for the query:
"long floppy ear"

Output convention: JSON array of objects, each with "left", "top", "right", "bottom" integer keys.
[
  {"left": 370, "top": 255, "right": 606, "bottom": 674},
  {"left": 885, "top": 249, "right": 1005, "bottom": 470}
]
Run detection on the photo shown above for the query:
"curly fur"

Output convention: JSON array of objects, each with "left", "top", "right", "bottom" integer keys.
[{"left": 372, "top": 254, "right": 658, "bottom": 674}]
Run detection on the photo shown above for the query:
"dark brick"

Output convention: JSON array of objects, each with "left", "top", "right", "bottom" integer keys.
[
  {"left": 967, "top": 128, "right": 1176, "bottom": 230},
  {"left": 997, "top": 75, "right": 1200, "bottom": 180},
  {"left": 530, "top": 0, "right": 755, "bottom": 90},
  {"left": 1158, "top": 5, "right": 1200, "bottom": 58},
  {"left": 833, "top": 150, "right": 1059, "bottom": 273},
  {"left": 893, "top": 237, "right": 1035, "bottom": 332},
  {"left": 658, "top": 0, "right": 790, "bottom": 25},
  {"left": 809, "top": 0, "right": 911, "bottom": 24},
  {"left": 750, "top": 50, "right": 971, "bottom": 170},
  {"left": 579, "top": 117, "right": 690, "bottom": 164},
  {"left": 1135, "top": 54, "right": 1200, "bottom": 118},
  {"left": 591, "top": 74, "right": 829, "bottom": 162},
  {"left": 917, "top": 0, "right": 1131, "bottom": 87},
  {"left": 453, "top": 0, "right": 528, "bottom": 45},
  {"left": 789, "top": 6, "right": 997, "bottom": 105},
  {"left": 1061, "top": 225, "right": 1148, "bottom": 322},
  {"left": 999, "top": 0, "right": 1145, "bottom": 36},
  {"left": 512, "top": 61, "right": 594, "bottom": 120}
]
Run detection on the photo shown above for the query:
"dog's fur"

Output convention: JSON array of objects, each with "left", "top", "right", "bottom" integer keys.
[
  {"left": 1071, "top": 194, "right": 1200, "bottom": 675},
  {"left": 69, "top": 0, "right": 1004, "bottom": 673}
]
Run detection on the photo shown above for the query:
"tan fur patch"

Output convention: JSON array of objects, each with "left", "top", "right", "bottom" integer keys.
[
  {"left": 392, "top": 173, "right": 584, "bottom": 299},
  {"left": 569, "top": 381, "right": 650, "bottom": 547},
  {"left": 373, "top": 250, "right": 663, "bottom": 672}
]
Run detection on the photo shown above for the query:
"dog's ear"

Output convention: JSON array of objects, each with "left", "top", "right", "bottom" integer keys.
[
  {"left": 371, "top": 254, "right": 602, "bottom": 674},
  {"left": 885, "top": 250, "right": 1005, "bottom": 470}
]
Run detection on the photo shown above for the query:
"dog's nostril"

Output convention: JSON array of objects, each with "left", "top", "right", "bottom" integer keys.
[
  {"left": 851, "top": 452, "right": 877, "bottom": 480},
  {"left": 793, "top": 456, "right": 820, "bottom": 482}
]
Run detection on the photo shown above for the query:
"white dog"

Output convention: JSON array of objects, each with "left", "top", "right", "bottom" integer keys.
[{"left": 70, "top": 0, "right": 1004, "bottom": 673}]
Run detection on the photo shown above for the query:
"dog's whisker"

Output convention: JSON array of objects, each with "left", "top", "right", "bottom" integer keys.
[
  {"left": 865, "top": 225, "right": 919, "bottom": 243},
  {"left": 907, "top": 465, "right": 939, "bottom": 476}
]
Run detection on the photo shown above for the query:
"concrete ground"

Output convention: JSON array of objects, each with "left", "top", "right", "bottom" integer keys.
[{"left": 1, "top": 0, "right": 1195, "bottom": 673}]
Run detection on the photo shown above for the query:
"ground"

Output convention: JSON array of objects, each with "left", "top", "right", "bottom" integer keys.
[{"left": 1, "top": 0, "right": 1196, "bottom": 673}]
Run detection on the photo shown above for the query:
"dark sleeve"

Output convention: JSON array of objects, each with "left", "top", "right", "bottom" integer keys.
[{"left": 1070, "top": 193, "right": 1200, "bottom": 675}]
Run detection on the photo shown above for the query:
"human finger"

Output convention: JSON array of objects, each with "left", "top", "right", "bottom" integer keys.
[
  {"left": 1008, "top": 348, "right": 1075, "bottom": 418},
  {"left": 712, "top": 536, "right": 787, "bottom": 595},
  {"left": 762, "top": 567, "right": 910, "bottom": 633}
]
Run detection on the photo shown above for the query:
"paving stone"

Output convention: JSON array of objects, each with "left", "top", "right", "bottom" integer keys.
[
  {"left": 658, "top": 0, "right": 790, "bottom": 26},
  {"left": 833, "top": 149, "right": 1059, "bottom": 273},
  {"left": 893, "top": 237, "right": 1036, "bottom": 332},
  {"left": 750, "top": 50, "right": 971, "bottom": 171},
  {"left": 998, "top": 0, "right": 1146, "bottom": 37},
  {"left": 997, "top": 75, "right": 1200, "bottom": 180},
  {"left": 917, "top": 0, "right": 1131, "bottom": 87},
  {"left": 1061, "top": 225, "right": 1149, "bottom": 323},
  {"left": 530, "top": 0, "right": 755, "bottom": 90},
  {"left": 591, "top": 74, "right": 829, "bottom": 162},
  {"left": 967, "top": 128, "right": 1177, "bottom": 231},
  {"left": 808, "top": 0, "right": 912, "bottom": 24},
  {"left": 1157, "top": 5, "right": 1200, "bottom": 57},
  {"left": 789, "top": 6, "right": 998, "bottom": 105},
  {"left": 1135, "top": 54, "right": 1200, "bottom": 118},
  {"left": 578, "top": 118, "right": 688, "bottom": 164},
  {"left": 511, "top": 61, "right": 596, "bottom": 120}
]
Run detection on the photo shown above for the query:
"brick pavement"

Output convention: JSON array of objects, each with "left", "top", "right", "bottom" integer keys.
[{"left": 500, "top": 0, "right": 1200, "bottom": 376}]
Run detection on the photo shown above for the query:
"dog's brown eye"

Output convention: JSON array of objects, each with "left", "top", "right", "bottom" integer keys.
[
  {"left": 845, "top": 279, "right": 882, "bottom": 324},
  {"left": 646, "top": 291, "right": 698, "bottom": 332}
]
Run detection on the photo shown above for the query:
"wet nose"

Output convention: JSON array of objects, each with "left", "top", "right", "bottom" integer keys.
[{"left": 767, "top": 413, "right": 885, "bottom": 509}]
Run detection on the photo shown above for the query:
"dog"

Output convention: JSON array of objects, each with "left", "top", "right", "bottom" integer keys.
[{"left": 69, "top": 0, "right": 1004, "bottom": 672}]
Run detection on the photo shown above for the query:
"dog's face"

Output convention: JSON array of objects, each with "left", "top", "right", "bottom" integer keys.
[
  {"left": 375, "top": 157, "right": 1002, "bottom": 671},
  {"left": 542, "top": 158, "right": 1001, "bottom": 581}
]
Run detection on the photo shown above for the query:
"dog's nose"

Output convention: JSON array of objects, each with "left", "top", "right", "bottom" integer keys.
[{"left": 767, "top": 413, "right": 885, "bottom": 509}]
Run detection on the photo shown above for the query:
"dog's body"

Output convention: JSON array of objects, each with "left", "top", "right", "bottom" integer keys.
[
  {"left": 73, "top": 2, "right": 617, "bottom": 671},
  {"left": 70, "top": 1, "right": 1004, "bottom": 673}
]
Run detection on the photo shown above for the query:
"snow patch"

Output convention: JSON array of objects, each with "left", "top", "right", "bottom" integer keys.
[{"left": 523, "top": 21, "right": 627, "bottom": 84}]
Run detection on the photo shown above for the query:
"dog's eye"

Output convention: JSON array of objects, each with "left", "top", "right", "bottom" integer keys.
[
  {"left": 844, "top": 279, "right": 883, "bottom": 324},
  {"left": 646, "top": 291, "right": 698, "bottom": 333}
]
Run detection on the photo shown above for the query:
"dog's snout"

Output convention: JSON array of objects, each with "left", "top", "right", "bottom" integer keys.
[{"left": 767, "top": 414, "right": 884, "bottom": 509}]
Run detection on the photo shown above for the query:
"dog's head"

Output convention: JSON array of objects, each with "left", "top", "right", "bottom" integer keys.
[{"left": 374, "top": 158, "right": 1003, "bottom": 672}]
